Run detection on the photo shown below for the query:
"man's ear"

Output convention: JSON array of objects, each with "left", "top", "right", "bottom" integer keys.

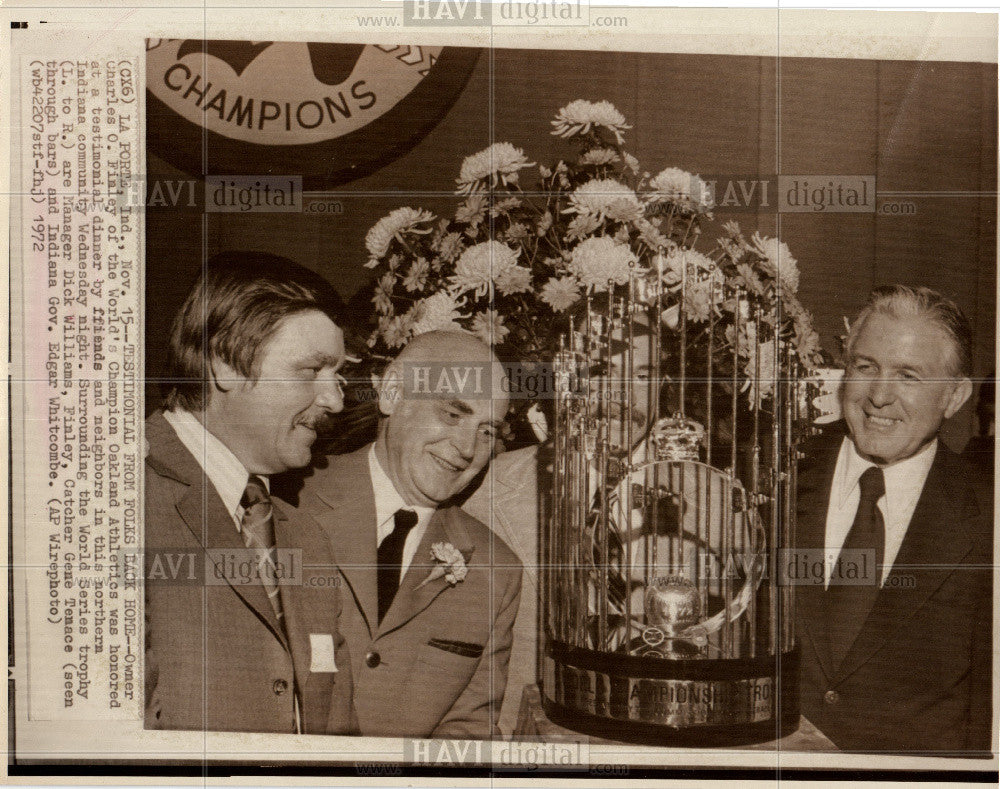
[
  {"left": 375, "top": 365, "right": 402, "bottom": 416},
  {"left": 209, "top": 356, "right": 246, "bottom": 395},
  {"left": 944, "top": 377, "right": 973, "bottom": 420}
]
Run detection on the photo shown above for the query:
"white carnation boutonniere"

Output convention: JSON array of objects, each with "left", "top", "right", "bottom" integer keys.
[{"left": 416, "top": 542, "right": 469, "bottom": 590}]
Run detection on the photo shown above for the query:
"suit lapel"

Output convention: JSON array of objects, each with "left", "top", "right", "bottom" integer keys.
[
  {"left": 795, "top": 435, "right": 842, "bottom": 682},
  {"left": 147, "top": 411, "right": 288, "bottom": 649},
  {"left": 273, "top": 500, "right": 335, "bottom": 733},
  {"left": 311, "top": 449, "right": 380, "bottom": 638},
  {"left": 379, "top": 507, "right": 474, "bottom": 636},
  {"left": 834, "top": 448, "right": 977, "bottom": 682}
]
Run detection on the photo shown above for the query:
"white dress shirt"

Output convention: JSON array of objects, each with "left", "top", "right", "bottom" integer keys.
[
  {"left": 163, "top": 407, "right": 264, "bottom": 530},
  {"left": 824, "top": 437, "right": 937, "bottom": 588},
  {"left": 367, "top": 444, "right": 435, "bottom": 583}
]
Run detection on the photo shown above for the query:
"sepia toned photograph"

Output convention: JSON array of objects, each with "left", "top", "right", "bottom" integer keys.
[{"left": 5, "top": 3, "right": 998, "bottom": 784}]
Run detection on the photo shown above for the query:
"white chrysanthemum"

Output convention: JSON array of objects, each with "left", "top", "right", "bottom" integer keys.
[
  {"left": 503, "top": 222, "right": 529, "bottom": 243},
  {"left": 648, "top": 168, "right": 714, "bottom": 212},
  {"left": 567, "top": 236, "right": 638, "bottom": 292},
  {"left": 455, "top": 192, "right": 486, "bottom": 227},
  {"left": 579, "top": 148, "right": 620, "bottom": 166},
  {"left": 552, "top": 99, "right": 632, "bottom": 144},
  {"left": 566, "top": 179, "right": 643, "bottom": 222},
  {"left": 403, "top": 257, "right": 430, "bottom": 292},
  {"left": 379, "top": 313, "right": 415, "bottom": 349},
  {"left": 749, "top": 232, "right": 800, "bottom": 293},
  {"left": 365, "top": 207, "right": 435, "bottom": 258},
  {"left": 684, "top": 278, "right": 718, "bottom": 323},
  {"left": 455, "top": 193, "right": 488, "bottom": 226},
  {"left": 410, "top": 291, "right": 466, "bottom": 336},
  {"left": 744, "top": 339, "right": 778, "bottom": 406},
  {"left": 495, "top": 265, "right": 532, "bottom": 296},
  {"left": 634, "top": 217, "right": 668, "bottom": 252},
  {"left": 736, "top": 262, "right": 766, "bottom": 297},
  {"left": 450, "top": 241, "right": 520, "bottom": 298},
  {"left": 470, "top": 309, "right": 510, "bottom": 345},
  {"left": 722, "top": 219, "right": 743, "bottom": 238},
  {"left": 788, "top": 300, "right": 822, "bottom": 367},
  {"left": 372, "top": 272, "right": 395, "bottom": 315},
  {"left": 649, "top": 167, "right": 693, "bottom": 199},
  {"left": 540, "top": 277, "right": 581, "bottom": 312},
  {"left": 490, "top": 197, "right": 522, "bottom": 217},
  {"left": 565, "top": 212, "right": 602, "bottom": 242},
  {"left": 456, "top": 142, "right": 535, "bottom": 194},
  {"left": 439, "top": 232, "right": 464, "bottom": 263}
]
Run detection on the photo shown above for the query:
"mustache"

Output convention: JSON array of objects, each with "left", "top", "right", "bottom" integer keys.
[{"left": 295, "top": 410, "right": 330, "bottom": 432}]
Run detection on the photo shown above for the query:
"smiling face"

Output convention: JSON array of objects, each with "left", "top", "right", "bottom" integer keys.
[
  {"left": 841, "top": 311, "right": 971, "bottom": 466},
  {"left": 206, "top": 309, "right": 346, "bottom": 474},
  {"left": 375, "top": 332, "right": 510, "bottom": 507}
]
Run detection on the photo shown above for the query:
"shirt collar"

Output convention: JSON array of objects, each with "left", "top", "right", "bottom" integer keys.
[
  {"left": 881, "top": 438, "right": 938, "bottom": 505},
  {"left": 838, "top": 436, "right": 937, "bottom": 506},
  {"left": 163, "top": 407, "right": 265, "bottom": 525},
  {"left": 367, "top": 443, "right": 435, "bottom": 541}
]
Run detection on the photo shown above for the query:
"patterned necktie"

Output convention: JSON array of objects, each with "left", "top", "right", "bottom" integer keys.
[
  {"left": 377, "top": 509, "right": 419, "bottom": 623},
  {"left": 240, "top": 475, "right": 286, "bottom": 628},
  {"left": 826, "top": 465, "right": 885, "bottom": 669}
]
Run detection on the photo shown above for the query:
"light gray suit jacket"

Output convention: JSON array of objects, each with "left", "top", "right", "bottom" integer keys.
[
  {"left": 144, "top": 411, "right": 357, "bottom": 734},
  {"left": 296, "top": 446, "right": 523, "bottom": 739}
]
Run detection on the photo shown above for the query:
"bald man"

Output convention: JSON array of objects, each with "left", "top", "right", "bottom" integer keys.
[{"left": 295, "top": 331, "right": 523, "bottom": 739}]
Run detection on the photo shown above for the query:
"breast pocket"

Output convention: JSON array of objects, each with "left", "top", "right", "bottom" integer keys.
[{"left": 409, "top": 640, "right": 482, "bottom": 703}]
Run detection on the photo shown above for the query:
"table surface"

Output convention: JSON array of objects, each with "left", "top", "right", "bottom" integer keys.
[{"left": 511, "top": 684, "right": 838, "bottom": 751}]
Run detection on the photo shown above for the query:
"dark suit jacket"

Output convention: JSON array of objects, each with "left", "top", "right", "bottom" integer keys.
[
  {"left": 144, "top": 411, "right": 357, "bottom": 734},
  {"left": 296, "top": 446, "right": 523, "bottom": 739},
  {"left": 796, "top": 427, "right": 993, "bottom": 755}
]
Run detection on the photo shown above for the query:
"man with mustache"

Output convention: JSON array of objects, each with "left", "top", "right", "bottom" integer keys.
[
  {"left": 297, "top": 330, "right": 522, "bottom": 739},
  {"left": 795, "top": 285, "right": 992, "bottom": 754},
  {"left": 144, "top": 252, "right": 356, "bottom": 734}
]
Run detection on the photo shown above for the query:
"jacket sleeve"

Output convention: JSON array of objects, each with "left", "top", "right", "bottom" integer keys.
[
  {"left": 143, "top": 583, "right": 163, "bottom": 728},
  {"left": 964, "top": 525, "right": 993, "bottom": 753},
  {"left": 430, "top": 563, "right": 523, "bottom": 740},
  {"left": 324, "top": 572, "right": 361, "bottom": 735}
]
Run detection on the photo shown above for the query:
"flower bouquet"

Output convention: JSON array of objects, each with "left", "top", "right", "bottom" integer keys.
[{"left": 362, "top": 99, "right": 824, "bottom": 434}]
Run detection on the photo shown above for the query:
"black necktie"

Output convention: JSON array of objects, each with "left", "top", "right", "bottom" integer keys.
[
  {"left": 826, "top": 465, "right": 885, "bottom": 670},
  {"left": 377, "top": 509, "right": 419, "bottom": 623}
]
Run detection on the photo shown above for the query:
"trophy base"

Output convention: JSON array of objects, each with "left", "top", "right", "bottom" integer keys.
[{"left": 541, "top": 639, "right": 800, "bottom": 747}]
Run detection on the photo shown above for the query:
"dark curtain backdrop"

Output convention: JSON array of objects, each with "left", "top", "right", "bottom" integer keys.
[{"left": 145, "top": 48, "right": 997, "bottom": 447}]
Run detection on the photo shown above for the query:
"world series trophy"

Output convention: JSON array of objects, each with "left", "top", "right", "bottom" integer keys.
[{"left": 541, "top": 250, "right": 816, "bottom": 746}]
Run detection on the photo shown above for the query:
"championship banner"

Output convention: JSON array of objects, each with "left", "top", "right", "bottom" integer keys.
[{"left": 146, "top": 40, "right": 480, "bottom": 186}]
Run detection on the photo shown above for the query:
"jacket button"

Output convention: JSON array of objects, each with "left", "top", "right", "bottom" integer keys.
[
  {"left": 824, "top": 689, "right": 839, "bottom": 705},
  {"left": 272, "top": 679, "right": 288, "bottom": 695},
  {"left": 365, "top": 651, "right": 381, "bottom": 668}
]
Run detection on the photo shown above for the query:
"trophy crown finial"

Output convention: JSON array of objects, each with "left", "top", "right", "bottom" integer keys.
[{"left": 650, "top": 415, "right": 705, "bottom": 461}]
